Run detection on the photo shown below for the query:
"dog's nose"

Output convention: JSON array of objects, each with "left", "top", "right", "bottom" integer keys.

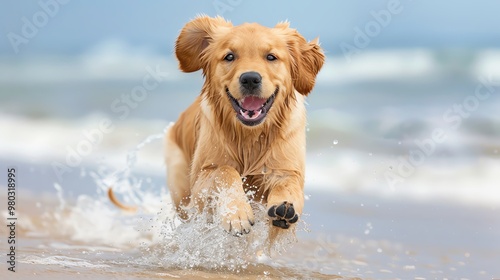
[{"left": 239, "top": 71, "right": 262, "bottom": 91}]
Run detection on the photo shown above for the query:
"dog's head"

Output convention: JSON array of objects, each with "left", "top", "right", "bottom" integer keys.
[{"left": 175, "top": 16, "right": 324, "bottom": 127}]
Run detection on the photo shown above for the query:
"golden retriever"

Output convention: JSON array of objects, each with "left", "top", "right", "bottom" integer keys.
[{"left": 110, "top": 15, "right": 324, "bottom": 238}]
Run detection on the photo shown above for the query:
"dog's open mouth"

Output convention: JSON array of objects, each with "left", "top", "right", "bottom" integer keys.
[{"left": 226, "top": 87, "right": 278, "bottom": 126}]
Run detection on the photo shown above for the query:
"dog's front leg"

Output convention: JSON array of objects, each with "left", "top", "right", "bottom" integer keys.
[
  {"left": 191, "top": 165, "right": 255, "bottom": 235},
  {"left": 266, "top": 175, "right": 304, "bottom": 230}
]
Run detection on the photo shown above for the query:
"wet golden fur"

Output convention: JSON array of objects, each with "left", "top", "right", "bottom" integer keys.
[{"left": 164, "top": 16, "right": 324, "bottom": 237}]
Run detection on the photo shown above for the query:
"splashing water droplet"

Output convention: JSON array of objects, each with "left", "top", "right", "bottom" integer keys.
[
  {"left": 53, "top": 183, "right": 66, "bottom": 211},
  {"left": 333, "top": 139, "right": 339, "bottom": 145}
]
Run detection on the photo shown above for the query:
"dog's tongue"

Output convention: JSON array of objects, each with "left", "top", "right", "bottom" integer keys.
[{"left": 240, "top": 96, "right": 266, "bottom": 111}]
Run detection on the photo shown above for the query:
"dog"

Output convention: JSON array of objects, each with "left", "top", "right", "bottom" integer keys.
[{"left": 110, "top": 16, "right": 324, "bottom": 239}]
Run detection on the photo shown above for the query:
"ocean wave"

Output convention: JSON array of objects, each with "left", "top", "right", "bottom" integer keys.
[
  {"left": 1, "top": 113, "right": 499, "bottom": 206},
  {"left": 1, "top": 41, "right": 499, "bottom": 84}
]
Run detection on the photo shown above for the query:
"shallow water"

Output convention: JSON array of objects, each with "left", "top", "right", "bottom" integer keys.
[{"left": 1, "top": 165, "right": 499, "bottom": 279}]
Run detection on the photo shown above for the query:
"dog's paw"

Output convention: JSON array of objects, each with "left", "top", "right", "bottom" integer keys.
[
  {"left": 220, "top": 199, "right": 255, "bottom": 236},
  {"left": 267, "top": 201, "right": 299, "bottom": 229}
]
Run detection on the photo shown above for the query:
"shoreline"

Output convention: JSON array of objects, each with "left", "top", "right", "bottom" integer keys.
[{"left": 1, "top": 181, "right": 498, "bottom": 279}]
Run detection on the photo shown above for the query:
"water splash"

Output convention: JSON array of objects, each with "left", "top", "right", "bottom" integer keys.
[
  {"left": 137, "top": 202, "right": 270, "bottom": 270},
  {"left": 33, "top": 128, "right": 297, "bottom": 271},
  {"left": 35, "top": 131, "right": 169, "bottom": 247},
  {"left": 53, "top": 183, "right": 66, "bottom": 212},
  {"left": 133, "top": 185, "right": 297, "bottom": 271}
]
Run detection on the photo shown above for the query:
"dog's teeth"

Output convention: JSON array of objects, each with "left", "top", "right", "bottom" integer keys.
[{"left": 240, "top": 109, "right": 263, "bottom": 120}]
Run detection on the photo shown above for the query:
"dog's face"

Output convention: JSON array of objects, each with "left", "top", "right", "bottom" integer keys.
[
  {"left": 175, "top": 16, "right": 324, "bottom": 127},
  {"left": 212, "top": 24, "right": 286, "bottom": 126}
]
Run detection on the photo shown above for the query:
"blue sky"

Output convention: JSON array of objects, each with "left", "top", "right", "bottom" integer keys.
[{"left": 1, "top": 0, "right": 499, "bottom": 56}]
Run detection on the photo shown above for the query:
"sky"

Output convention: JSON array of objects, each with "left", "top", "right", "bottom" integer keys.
[{"left": 1, "top": 0, "right": 500, "bottom": 56}]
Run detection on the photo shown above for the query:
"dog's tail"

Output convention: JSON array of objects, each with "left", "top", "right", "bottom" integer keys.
[{"left": 107, "top": 187, "right": 138, "bottom": 212}]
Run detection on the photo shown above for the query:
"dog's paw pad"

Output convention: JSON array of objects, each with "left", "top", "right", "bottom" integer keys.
[
  {"left": 268, "top": 201, "right": 299, "bottom": 229},
  {"left": 272, "top": 219, "right": 289, "bottom": 229}
]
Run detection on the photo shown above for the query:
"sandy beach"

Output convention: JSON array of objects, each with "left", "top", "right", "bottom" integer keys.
[{"left": 1, "top": 144, "right": 499, "bottom": 279}]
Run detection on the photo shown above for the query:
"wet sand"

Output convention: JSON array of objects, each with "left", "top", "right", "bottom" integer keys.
[{"left": 1, "top": 183, "right": 499, "bottom": 279}]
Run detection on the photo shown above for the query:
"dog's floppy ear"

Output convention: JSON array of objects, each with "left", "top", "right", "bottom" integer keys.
[
  {"left": 276, "top": 22, "right": 325, "bottom": 95},
  {"left": 175, "top": 15, "right": 232, "bottom": 73}
]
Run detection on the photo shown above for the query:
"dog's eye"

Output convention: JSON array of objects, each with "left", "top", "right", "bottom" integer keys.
[
  {"left": 224, "top": 53, "right": 235, "bottom": 62},
  {"left": 266, "top": 54, "right": 277, "bottom": 61}
]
